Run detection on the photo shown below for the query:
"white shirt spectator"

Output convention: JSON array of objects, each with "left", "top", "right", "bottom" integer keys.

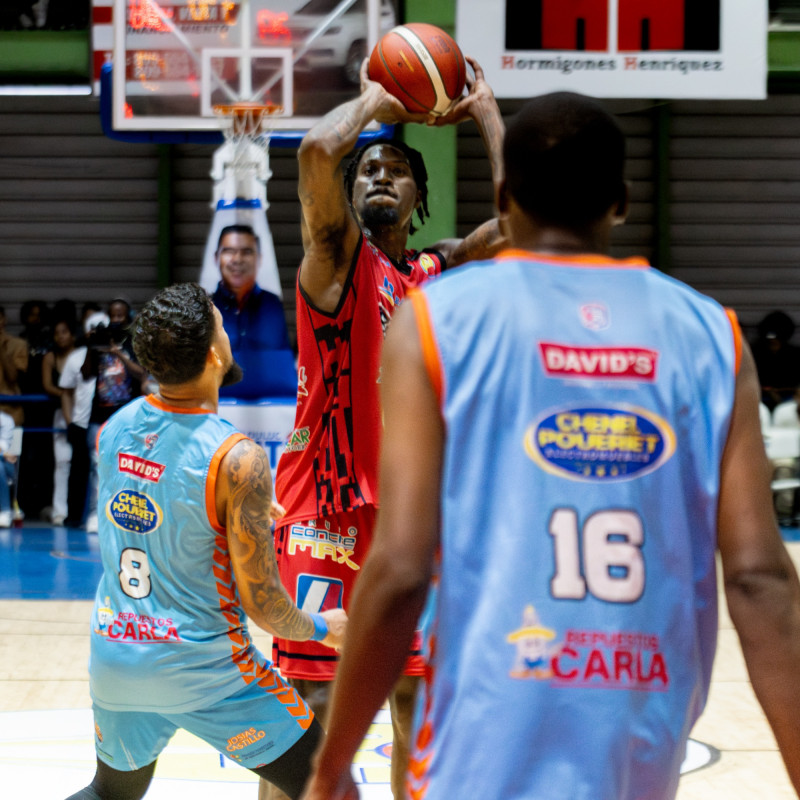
[
  {"left": 760, "top": 402, "right": 773, "bottom": 432},
  {"left": 773, "top": 398, "right": 800, "bottom": 429},
  {"left": 59, "top": 346, "right": 96, "bottom": 429},
  {"left": 0, "top": 410, "right": 13, "bottom": 455}
]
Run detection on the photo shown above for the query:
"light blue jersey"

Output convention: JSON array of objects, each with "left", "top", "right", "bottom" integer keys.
[
  {"left": 91, "top": 396, "right": 280, "bottom": 714},
  {"left": 407, "top": 251, "right": 739, "bottom": 800}
]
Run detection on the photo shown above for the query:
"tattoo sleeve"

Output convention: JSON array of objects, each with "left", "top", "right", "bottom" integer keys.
[{"left": 225, "top": 440, "right": 314, "bottom": 641}]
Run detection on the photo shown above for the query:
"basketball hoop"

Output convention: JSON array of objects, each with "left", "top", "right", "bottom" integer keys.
[
  {"left": 213, "top": 101, "right": 284, "bottom": 143},
  {"left": 211, "top": 102, "right": 284, "bottom": 207}
]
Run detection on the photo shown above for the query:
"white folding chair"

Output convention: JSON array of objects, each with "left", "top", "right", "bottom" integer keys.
[{"left": 764, "top": 426, "right": 800, "bottom": 523}]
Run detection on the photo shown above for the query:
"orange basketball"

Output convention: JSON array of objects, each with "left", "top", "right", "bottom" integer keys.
[{"left": 368, "top": 23, "right": 467, "bottom": 116}]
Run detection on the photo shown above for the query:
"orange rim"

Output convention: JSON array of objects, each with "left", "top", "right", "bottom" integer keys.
[{"left": 212, "top": 102, "right": 283, "bottom": 118}]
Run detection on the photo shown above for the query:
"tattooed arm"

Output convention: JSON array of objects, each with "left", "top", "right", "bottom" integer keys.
[
  {"left": 216, "top": 437, "right": 347, "bottom": 648},
  {"left": 428, "top": 59, "right": 508, "bottom": 269}
]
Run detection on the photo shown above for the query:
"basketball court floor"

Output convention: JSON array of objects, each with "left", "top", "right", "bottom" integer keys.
[{"left": 2, "top": 521, "right": 799, "bottom": 798}]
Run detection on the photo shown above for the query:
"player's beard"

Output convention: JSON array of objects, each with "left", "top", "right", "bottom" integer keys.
[
  {"left": 361, "top": 205, "right": 399, "bottom": 229},
  {"left": 221, "top": 360, "right": 244, "bottom": 387}
]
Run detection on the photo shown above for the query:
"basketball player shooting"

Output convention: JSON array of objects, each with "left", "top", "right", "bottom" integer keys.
[
  {"left": 302, "top": 92, "right": 800, "bottom": 800},
  {"left": 264, "top": 54, "right": 505, "bottom": 800}
]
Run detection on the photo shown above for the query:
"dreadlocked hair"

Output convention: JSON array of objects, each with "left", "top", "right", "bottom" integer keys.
[{"left": 343, "top": 138, "right": 430, "bottom": 234}]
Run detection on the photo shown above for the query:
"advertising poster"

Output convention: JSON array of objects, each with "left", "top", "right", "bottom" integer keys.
[{"left": 456, "top": 0, "right": 767, "bottom": 99}]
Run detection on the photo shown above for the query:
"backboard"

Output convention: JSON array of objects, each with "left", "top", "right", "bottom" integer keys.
[{"left": 107, "top": 0, "right": 397, "bottom": 137}]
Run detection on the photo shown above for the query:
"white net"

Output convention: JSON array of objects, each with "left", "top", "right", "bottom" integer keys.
[
  {"left": 213, "top": 103, "right": 282, "bottom": 178},
  {"left": 211, "top": 103, "right": 283, "bottom": 207}
]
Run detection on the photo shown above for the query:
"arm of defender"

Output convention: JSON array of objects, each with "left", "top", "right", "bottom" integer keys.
[
  {"left": 302, "top": 299, "right": 443, "bottom": 800},
  {"left": 718, "top": 339, "right": 800, "bottom": 792},
  {"left": 217, "top": 437, "right": 347, "bottom": 649}
]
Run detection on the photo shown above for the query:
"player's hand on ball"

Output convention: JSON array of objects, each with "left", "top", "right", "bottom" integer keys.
[
  {"left": 428, "top": 56, "right": 494, "bottom": 127},
  {"left": 320, "top": 607, "right": 348, "bottom": 651},
  {"left": 360, "top": 59, "right": 430, "bottom": 126}
]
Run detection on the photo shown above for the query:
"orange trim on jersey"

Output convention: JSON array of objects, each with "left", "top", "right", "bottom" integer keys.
[
  {"left": 725, "top": 308, "right": 743, "bottom": 376},
  {"left": 210, "top": 530, "right": 314, "bottom": 728},
  {"left": 496, "top": 248, "right": 650, "bottom": 269},
  {"left": 146, "top": 394, "right": 213, "bottom": 415},
  {"left": 205, "top": 432, "right": 248, "bottom": 534},
  {"left": 94, "top": 421, "right": 106, "bottom": 454},
  {"left": 408, "top": 289, "right": 444, "bottom": 406}
]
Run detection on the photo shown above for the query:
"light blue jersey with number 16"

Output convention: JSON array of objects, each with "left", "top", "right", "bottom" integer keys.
[{"left": 407, "top": 250, "right": 740, "bottom": 800}]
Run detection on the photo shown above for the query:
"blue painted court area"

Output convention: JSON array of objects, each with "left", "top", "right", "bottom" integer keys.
[{"left": 0, "top": 523, "right": 103, "bottom": 599}]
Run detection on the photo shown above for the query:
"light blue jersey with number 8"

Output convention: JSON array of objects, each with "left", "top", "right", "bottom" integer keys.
[{"left": 90, "top": 395, "right": 269, "bottom": 714}]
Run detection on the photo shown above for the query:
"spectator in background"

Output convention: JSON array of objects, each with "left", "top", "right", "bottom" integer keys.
[
  {"left": 19, "top": 300, "right": 51, "bottom": 389},
  {"left": 80, "top": 301, "right": 102, "bottom": 328},
  {"left": 42, "top": 318, "right": 77, "bottom": 526},
  {"left": 17, "top": 299, "right": 54, "bottom": 519},
  {"left": 52, "top": 298, "right": 78, "bottom": 333},
  {"left": 752, "top": 310, "right": 800, "bottom": 411},
  {"left": 80, "top": 298, "right": 145, "bottom": 533},
  {"left": 0, "top": 305, "right": 28, "bottom": 426},
  {"left": 0, "top": 409, "right": 18, "bottom": 528},
  {"left": 211, "top": 225, "right": 296, "bottom": 398},
  {"left": 60, "top": 312, "right": 101, "bottom": 529}
]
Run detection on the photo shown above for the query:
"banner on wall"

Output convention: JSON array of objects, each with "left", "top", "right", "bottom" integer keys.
[{"left": 456, "top": 0, "right": 767, "bottom": 100}]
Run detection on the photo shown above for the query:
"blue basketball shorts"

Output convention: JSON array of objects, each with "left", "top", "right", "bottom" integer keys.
[{"left": 92, "top": 672, "right": 314, "bottom": 772}]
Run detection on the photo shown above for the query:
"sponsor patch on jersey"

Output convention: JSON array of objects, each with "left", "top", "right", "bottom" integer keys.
[
  {"left": 106, "top": 489, "right": 163, "bottom": 533},
  {"left": 296, "top": 574, "right": 345, "bottom": 613},
  {"left": 118, "top": 453, "right": 166, "bottom": 483},
  {"left": 95, "top": 599, "right": 181, "bottom": 642},
  {"left": 539, "top": 342, "right": 658, "bottom": 381},
  {"left": 524, "top": 406, "right": 675, "bottom": 481},
  {"left": 419, "top": 252, "right": 436, "bottom": 274},
  {"left": 579, "top": 302, "right": 610, "bottom": 331},
  {"left": 226, "top": 727, "right": 269, "bottom": 753},
  {"left": 289, "top": 523, "right": 359, "bottom": 570},
  {"left": 285, "top": 427, "right": 310, "bottom": 453},
  {"left": 507, "top": 605, "right": 670, "bottom": 690}
]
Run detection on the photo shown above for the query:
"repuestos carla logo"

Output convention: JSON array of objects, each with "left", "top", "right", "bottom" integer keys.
[{"left": 525, "top": 406, "right": 675, "bottom": 481}]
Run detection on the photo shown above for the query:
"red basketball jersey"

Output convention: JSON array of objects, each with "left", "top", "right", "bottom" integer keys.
[{"left": 275, "top": 235, "right": 444, "bottom": 523}]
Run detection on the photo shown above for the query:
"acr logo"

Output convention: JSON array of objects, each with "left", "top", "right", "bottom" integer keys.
[
  {"left": 118, "top": 453, "right": 166, "bottom": 483},
  {"left": 539, "top": 342, "right": 658, "bottom": 381}
]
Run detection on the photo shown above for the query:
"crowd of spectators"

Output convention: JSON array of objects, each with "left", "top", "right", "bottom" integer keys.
[{"left": 0, "top": 271, "right": 294, "bottom": 528}]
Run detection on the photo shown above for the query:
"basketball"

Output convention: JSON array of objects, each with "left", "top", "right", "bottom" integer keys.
[{"left": 368, "top": 23, "right": 467, "bottom": 116}]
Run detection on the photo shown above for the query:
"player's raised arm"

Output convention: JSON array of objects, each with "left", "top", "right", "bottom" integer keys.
[
  {"left": 429, "top": 57, "right": 507, "bottom": 268},
  {"left": 297, "top": 61, "right": 429, "bottom": 311},
  {"left": 217, "top": 437, "right": 347, "bottom": 651},
  {"left": 717, "top": 339, "right": 800, "bottom": 792}
]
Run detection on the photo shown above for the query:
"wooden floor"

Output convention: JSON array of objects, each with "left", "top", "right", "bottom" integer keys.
[{"left": 1, "top": 533, "right": 798, "bottom": 798}]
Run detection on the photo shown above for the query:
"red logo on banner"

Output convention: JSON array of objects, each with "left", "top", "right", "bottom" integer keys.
[{"left": 539, "top": 342, "right": 658, "bottom": 381}]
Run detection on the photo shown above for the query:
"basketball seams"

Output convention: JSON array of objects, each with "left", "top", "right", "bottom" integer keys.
[
  {"left": 376, "top": 42, "right": 431, "bottom": 114},
  {"left": 369, "top": 22, "right": 466, "bottom": 116},
  {"left": 392, "top": 26, "right": 452, "bottom": 115}
]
